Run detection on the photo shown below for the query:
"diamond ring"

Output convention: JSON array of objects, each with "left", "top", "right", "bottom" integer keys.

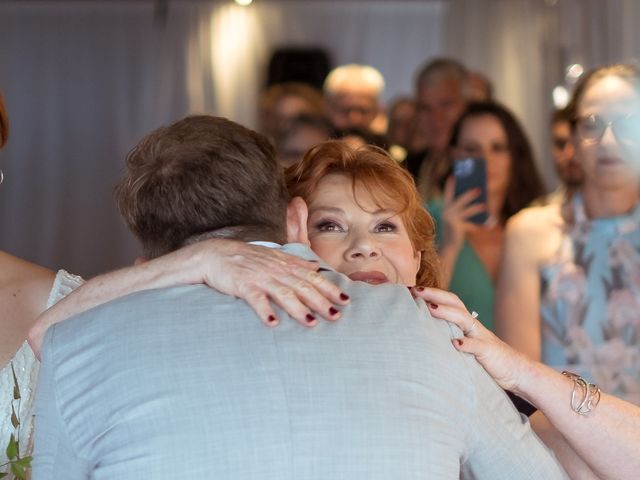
[{"left": 466, "top": 311, "right": 479, "bottom": 335}]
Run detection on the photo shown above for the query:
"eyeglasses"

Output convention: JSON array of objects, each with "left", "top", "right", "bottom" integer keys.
[{"left": 576, "top": 113, "right": 640, "bottom": 143}]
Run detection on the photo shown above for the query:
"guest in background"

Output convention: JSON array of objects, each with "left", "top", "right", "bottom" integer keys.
[
  {"left": 323, "top": 63, "right": 385, "bottom": 134},
  {"left": 467, "top": 70, "right": 494, "bottom": 102},
  {"left": 428, "top": 101, "right": 544, "bottom": 331},
  {"left": 496, "top": 63, "right": 640, "bottom": 402},
  {"left": 258, "top": 82, "right": 325, "bottom": 141},
  {"left": 386, "top": 96, "right": 416, "bottom": 163},
  {"left": 532, "top": 107, "right": 584, "bottom": 206},
  {"left": 386, "top": 96, "right": 416, "bottom": 149},
  {"left": 406, "top": 57, "right": 469, "bottom": 186},
  {"left": 275, "top": 114, "right": 334, "bottom": 168}
]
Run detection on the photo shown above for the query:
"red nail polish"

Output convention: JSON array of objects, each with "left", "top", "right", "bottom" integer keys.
[
  {"left": 340, "top": 293, "right": 350, "bottom": 301},
  {"left": 268, "top": 315, "right": 277, "bottom": 323},
  {"left": 329, "top": 307, "right": 339, "bottom": 316},
  {"left": 455, "top": 339, "right": 463, "bottom": 346},
  {"left": 430, "top": 303, "right": 438, "bottom": 309},
  {"left": 416, "top": 286, "right": 424, "bottom": 292},
  {"left": 306, "top": 314, "right": 316, "bottom": 323}
]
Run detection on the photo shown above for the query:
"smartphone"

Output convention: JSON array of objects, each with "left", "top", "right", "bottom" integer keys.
[{"left": 453, "top": 157, "right": 489, "bottom": 225}]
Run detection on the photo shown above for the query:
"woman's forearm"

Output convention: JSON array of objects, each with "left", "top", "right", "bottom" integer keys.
[
  {"left": 29, "top": 238, "right": 348, "bottom": 358},
  {"left": 28, "top": 243, "right": 206, "bottom": 358},
  {"left": 517, "top": 361, "right": 640, "bottom": 480}
]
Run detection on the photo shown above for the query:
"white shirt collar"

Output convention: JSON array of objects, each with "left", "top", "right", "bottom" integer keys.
[{"left": 248, "top": 240, "right": 281, "bottom": 248}]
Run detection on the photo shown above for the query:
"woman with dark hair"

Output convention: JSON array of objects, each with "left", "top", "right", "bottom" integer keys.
[{"left": 427, "top": 101, "right": 544, "bottom": 331}]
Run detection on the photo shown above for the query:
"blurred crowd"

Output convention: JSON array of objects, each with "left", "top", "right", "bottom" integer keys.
[{"left": 258, "top": 57, "right": 572, "bottom": 332}]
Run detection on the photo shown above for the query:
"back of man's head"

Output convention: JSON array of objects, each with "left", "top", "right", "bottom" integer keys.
[{"left": 115, "top": 115, "right": 288, "bottom": 259}]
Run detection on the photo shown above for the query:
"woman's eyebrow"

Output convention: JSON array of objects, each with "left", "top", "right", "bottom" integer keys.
[
  {"left": 309, "top": 206, "right": 344, "bottom": 215},
  {"left": 310, "top": 205, "right": 395, "bottom": 216}
]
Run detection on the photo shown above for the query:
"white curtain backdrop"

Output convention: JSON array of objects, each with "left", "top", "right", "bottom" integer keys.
[
  {"left": 0, "top": 0, "right": 639, "bottom": 277},
  {"left": 0, "top": 0, "right": 444, "bottom": 277}
]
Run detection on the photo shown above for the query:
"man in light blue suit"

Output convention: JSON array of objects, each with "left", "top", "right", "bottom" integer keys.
[{"left": 33, "top": 115, "right": 567, "bottom": 479}]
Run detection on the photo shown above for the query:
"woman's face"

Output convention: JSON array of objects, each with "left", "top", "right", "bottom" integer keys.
[
  {"left": 575, "top": 75, "right": 640, "bottom": 186},
  {"left": 454, "top": 114, "right": 512, "bottom": 200},
  {"left": 306, "top": 173, "right": 421, "bottom": 286}
]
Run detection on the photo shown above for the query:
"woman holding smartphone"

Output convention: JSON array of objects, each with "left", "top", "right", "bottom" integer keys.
[{"left": 427, "top": 102, "right": 544, "bottom": 330}]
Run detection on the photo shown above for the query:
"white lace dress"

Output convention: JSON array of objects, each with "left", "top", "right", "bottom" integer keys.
[{"left": 0, "top": 270, "right": 83, "bottom": 473}]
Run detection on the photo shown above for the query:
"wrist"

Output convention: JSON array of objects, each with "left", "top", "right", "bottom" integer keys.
[
  {"left": 508, "top": 351, "right": 541, "bottom": 400},
  {"left": 512, "top": 358, "right": 568, "bottom": 408},
  {"left": 185, "top": 241, "right": 213, "bottom": 284},
  {"left": 153, "top": 241, "right": 209, "bottom": 285}
]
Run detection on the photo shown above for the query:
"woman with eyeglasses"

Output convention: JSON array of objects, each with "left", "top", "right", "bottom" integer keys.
[{"left": 495, "top": 64, "right": 640, "bottom": 478}]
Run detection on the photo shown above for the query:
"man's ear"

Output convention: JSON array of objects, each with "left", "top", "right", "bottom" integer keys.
[{"left": 286, "top": 196, "right": 310, "bottom": 245}]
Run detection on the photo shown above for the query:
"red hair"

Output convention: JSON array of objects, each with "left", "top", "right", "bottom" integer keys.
[{"left": 285, "top": 140, "right": 441, "bottom": 287}]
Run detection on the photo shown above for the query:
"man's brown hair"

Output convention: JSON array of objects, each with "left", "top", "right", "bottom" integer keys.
[{"left": 115, "top": 115, "right": 288, "bottom": 259}]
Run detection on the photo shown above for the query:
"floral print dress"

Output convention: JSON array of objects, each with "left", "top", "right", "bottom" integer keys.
[{"left": 540, "top": 194, "right": 640, "bottom": 403}]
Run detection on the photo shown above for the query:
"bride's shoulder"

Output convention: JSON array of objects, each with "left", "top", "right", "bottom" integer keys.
[
  {"left": 0, "top": 251, "right": 54, "bottom": 286},
  {"left": 0, "top": 252, "right": 55, "bottom": 327}
]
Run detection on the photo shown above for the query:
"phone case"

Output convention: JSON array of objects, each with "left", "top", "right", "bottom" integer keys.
[{"left": 453, "top": 157, "right": 489, "bottom": 225}]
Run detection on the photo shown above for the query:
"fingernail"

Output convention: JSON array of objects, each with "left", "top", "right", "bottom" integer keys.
[
  {"left": 340, "top": 293, "right": 350, "bottom": 301},
  {"left": 416, "top": 286, "right": 424, "bottom": 292},
  {"left": 306, "top": 313, "right": 316, "bottom": 323},
  {"left": 316, "top": 267, "right": 323, "bottom": 272},
  {"left": 329, "top": 307, "right": 339, "bottom": 316},
  {"left": 455, "top": 339, "right": 463, "bottom": 346},
  {"left": 267, "top": 315, "right": 277, "bottom": 324},
  {"left": 430, "top": 303, "right": 438, "bottom": 309}
]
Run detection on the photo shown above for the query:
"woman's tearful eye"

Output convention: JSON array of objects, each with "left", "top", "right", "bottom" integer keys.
[
  {"left": 316, "top": 220, "right": 344, "bottom": 232},
  {"left": 375, "top": 222, "right": 397, "bottom": 233}
]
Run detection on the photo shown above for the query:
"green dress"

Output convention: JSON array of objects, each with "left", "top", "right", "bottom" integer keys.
[{"left": 427, "top": 199, "right": 496, "bottom": 331}]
